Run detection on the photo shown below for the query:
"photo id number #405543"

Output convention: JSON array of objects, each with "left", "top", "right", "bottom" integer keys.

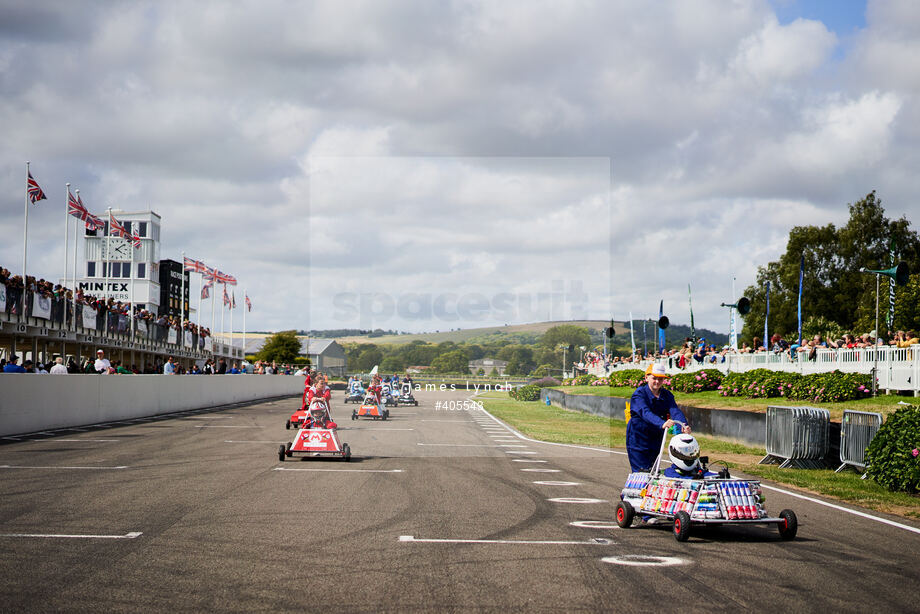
[{"left": 434, "top": 400, "right": 484, "bottom": 411}]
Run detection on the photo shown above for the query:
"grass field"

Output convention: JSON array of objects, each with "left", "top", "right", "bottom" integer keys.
[
  {"left": 554, "top": 385, "right": 915, "bottom": 420},
  {"left": 475, "top": 390, "right": 920, "bottom": 519}
]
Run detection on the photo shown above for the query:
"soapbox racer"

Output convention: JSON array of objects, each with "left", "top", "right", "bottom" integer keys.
[
  {"left": 344, "top": 381, "right": 365, "bottom": 404},
  {"left": 381, "top": 382, "right": 399, "bottom": 407},
  {"left": 279, "top": 399, "right": 351, "bottom": 461},
  {"left": 615, "top": 424, "right": 797, "bottom": 542},
  {"left": 286, "top": 405, "right": 308, "bottom": 430},
  {"left": 397, "top": 382, "right": 419, "bottom": 406},
  {"left": 352, "top": 391, "right": 389, "bottom": 420}
]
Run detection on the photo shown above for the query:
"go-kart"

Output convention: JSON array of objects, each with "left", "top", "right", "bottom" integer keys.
[
  {"left": 381, "top": 382, "right": 398, "bottom": 407},
  {"left": 352, "top": 392, "right": 389, "bottom": 420},
  {"left": 286, "top": 405, "right": 308, "bottom": 430},
  {"left": 397, "top": 382, "right": 418, "bottom": 406},
  {"left": 344, "top": 382, "right": 365, "bottom": 404},
  {"left": 615, "top": 423, "right": 797, "bottom": 542},
  {"left": 279, "top": 399, "right": 350, "bottom": 461}
]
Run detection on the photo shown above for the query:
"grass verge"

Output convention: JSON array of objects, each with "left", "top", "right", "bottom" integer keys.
[
  {"left": 553, "top": 385, "right": 914, "bottom": 420},
  {"left": 477, "top": 390, "right": 920, "bottom": 520}
]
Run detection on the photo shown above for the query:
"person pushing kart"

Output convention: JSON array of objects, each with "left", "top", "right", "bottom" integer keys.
[{"left": 626, "top": 363, "right": 691, "bottom": 473}]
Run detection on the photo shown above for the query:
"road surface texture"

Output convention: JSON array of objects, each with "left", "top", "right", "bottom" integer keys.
[{"left": 1, "top": 388, "right": 918, "bottom": 612}]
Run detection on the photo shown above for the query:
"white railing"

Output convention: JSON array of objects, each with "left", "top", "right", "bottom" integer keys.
[{"left": 585, "top": 344, "right": 920, "bottom": 395}]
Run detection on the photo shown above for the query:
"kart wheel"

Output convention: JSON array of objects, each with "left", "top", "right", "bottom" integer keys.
[
  {"left": 343, "top": 443, "right": 351, "bottom": 461},
  {"left": 673, "top": 511, "right": 691, "bottom": 542},
  {"left": 286, "top": 420, "right": 290, "bottom": 430},
  {"left": 414, "top": 401, "right": 418, "bottom": 406},
  {"left": 278, "top": 445, "right": 285, "bottom": 462},
  {"left": 615, "top": 501, "right": 634, "bottom": 529},
  {"left": 286, "top": 442, "right": 293, "bottom": 457},
  {"left": 778, "top": 509, "right": 798, "bottom": 540}
]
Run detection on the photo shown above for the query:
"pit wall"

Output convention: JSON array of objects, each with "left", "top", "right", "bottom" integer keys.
[{"left": 0, "top": 374, "right": 303, "bottom": 437}]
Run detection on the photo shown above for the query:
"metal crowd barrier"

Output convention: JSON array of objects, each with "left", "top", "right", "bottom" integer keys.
[
  {"left": 759, "top": 405, "right": 830, "bottom": 469},
  {"left": 836, "top": 410, "right": 883, "bottom": 477}
]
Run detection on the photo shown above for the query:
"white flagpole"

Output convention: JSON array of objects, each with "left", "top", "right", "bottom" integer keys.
[
  {"left": 63, "top": 184, "right": 70, "bottom": 315},
  {"left": 220, "top": 282, "right": 226, "bottom": 340},
  {"left": 230, "top": 290, "right": 234, "bottom": 349},
  {"left": 210, "top": 274, "right": 216, "bottom": 341},
  {"left": 105, "top": 208, "right": 112, "bottom": 308},
  {"left": 71, "top": 191, "right": 79, "bottom": 331},
  {"left": 180, "top": 251, "right": 185, "bottom": 349},
  {"left": 197, "top": 268, "right": 202, "bottom": 331},
  {"left": 130, "top": 232, "right": 136, "bottom": 337},
  {"left": 243, "top": 289, "right": 247, "bottom": 357},
  {"left": 22, "top": 161, "right": 31, "bottom": 322}
]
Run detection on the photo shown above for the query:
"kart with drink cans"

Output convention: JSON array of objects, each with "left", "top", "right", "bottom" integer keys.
[
  {"left": 279, "top": 399, "right": 351, "bottom": 461},
  {"left": 615, "top": 424, "right": 797, "bottom": 542}
]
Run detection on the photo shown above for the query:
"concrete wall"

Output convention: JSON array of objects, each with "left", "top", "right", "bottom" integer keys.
[{"left": 0, "top": 374, "right": 303, "bottom": 437}]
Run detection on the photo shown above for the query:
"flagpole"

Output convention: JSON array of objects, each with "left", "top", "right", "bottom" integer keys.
[
  {"left": 197, "top": 269, "right": 202, "bottom": 332},
  {"left": 63, "top": 184, "right": 70, "bottom": 323},
  {"left": 210, "top": 274, "right": 216, "bottom": 342},
  {"left": 105, "top": 208, "right": 112, "bottom": 309},
  {"left": 72, "top": 191, "right": 79, "bottom": 332},
  {"left": 221, "top": 283, "right": 226, "bottom": 340},
  {"left": 687, "top": 283, "right": 695, "bottom": 344},
  {"left": 130, "top": 232, "right": 136, "bottom": 337},
  {"left": 230, "top": 290, "right": 234, "bottom": 350},
  {"left": 243, "top": 289, "right": 247, "bottom": 358},
  {"left": 22, "top": 161, "right": 31, "bottom": 322},
  {"left": 180, "top": 251, "right": 185, "bottom": 350}
]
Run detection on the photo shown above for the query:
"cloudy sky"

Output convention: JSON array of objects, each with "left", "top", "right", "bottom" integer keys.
[{"left": 2, "top": 0, "right": 918, "bottom": 336}]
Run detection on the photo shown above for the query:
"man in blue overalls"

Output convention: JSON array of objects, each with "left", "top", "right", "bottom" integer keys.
[{"left": 626, "top": 363, "right": 691, "bottom": 472}]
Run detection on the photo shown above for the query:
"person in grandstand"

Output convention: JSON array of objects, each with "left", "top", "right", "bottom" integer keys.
[{"left": 626, "top": 363, "right": 691, "bottom": 473}]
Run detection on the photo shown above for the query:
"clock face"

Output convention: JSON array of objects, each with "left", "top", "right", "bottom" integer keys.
[{"left": 102, "top": 239, "right": 132, "bottom": 261}]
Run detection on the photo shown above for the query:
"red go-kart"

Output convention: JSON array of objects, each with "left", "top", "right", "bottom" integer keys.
[{"left": 279, "top": 399, "right": 351, "bottom": 461}]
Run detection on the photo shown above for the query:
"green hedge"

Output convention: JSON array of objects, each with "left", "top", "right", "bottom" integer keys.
[
  {"left": 669, "top": 369, "right": 722, "bottom": 393},
  {"left": 509, "top": 384, "right": 541, "bottom": 401},
  {"left": 573, "top": 373, "right": 597, "bottom": 385},
  {"left": 717, "top": 368, "right": 872, "bottom": 403},
  {"left": 865, "top": 406, "right": 920, "bottom": 493},
  {"left": 607, "top": 369, "right": 645, "bottom": 389}
]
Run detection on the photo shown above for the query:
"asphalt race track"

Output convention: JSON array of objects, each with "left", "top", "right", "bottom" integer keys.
[{"left": 2, "top": 388, "right": 918, "bottom": 612}]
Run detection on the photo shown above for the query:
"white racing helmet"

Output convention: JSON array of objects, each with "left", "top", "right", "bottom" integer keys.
[{"left": 668, "top": 433, "right": 701, "bottom": 472}]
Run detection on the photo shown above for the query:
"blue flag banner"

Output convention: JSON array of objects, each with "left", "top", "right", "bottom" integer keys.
[
  {"left": 764, "top": 281, "right": 770, "bottom": 351},
  {"left": 658, "top": 300, "right": 666, "bottom": 353},
  {"left": 797, "top": 256, "right": 804, "bottom": 346}
]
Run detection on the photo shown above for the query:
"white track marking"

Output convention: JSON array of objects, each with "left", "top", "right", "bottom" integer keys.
[
  {"left": 601, "top": 555, "right": 685, "bottom": 567},
  {"left": 761, "top": 484, "right": 920, "bottom": 536},
  {"left": 417, "top": 443, "right": 498, "bottom": 447},
  {"left": 521, "top": 468, "right": 561, "bottom": 473},
  {"left": 28, "top": 439, "right": 120, "bottom": 443},
  {"left": 505, "top": 450, "right": 536, "bottom": 454},
  {"left": 347, "top": 428, "right": 415, "bottom": 431},
  {"left": 0, "top": 465, "right": 128, "bottom": 470},
  {"left": 570, "top": 521, "right": 620, "bottom": 529},
  {"left": 533, "top": 481, "right": 581, "bottom": 486},
  {"left": 224, "top": 440, "right": 287, "bottom": 444},
  {"left": 512, "top": 459, "right": 547, "bottom": 463},
  {"left": 399, "top": 535, "right": 612, "bottom": 545},
  {"left": 273, "top": 468, "right": 404, "bottom": 473},
  {"left": 548, "top": 497, "right": 608, "bottom": 504},
  {"left": 194, "top": 425, "right": 263, "bottom": 428},
  {"left": 421, "top": 420, "right": 476, "bottom": 423},
  {"left": 0, "top": 531, "right": 142, "bottom": 539},
  {"left": 498, "top": 444, "right": 528, "bottom": 447}
]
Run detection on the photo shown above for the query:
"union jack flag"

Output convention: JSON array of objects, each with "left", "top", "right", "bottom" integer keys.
[
  {"left": 245, "top": 294, "right": 252, "bottom": 312},
  {"left": 77, "top": 193, "right": 104, "bottom": 230},
  {"left": 202, "top": 279, "right": 213, "bottom": 299},
  {"left": 222, "top": 285, "right": 231, "bottom": 306},
  {"left": 27, "top": 171, "right": 47, "bottom": 204},
  {"left": 214, "top": 270, "right": 237, "bottom": 286},
  {"left": 108, "top": 212, "right": 140, "bottom": 249},
  {"left": 203, "top": 266, "right": 219, "bottom": 281},
  {"left": 183, "top": 257, "right": 208, "bottom": 274}
]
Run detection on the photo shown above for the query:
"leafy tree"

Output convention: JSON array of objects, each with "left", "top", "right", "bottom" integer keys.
[
  {"left": 741, "top": 192, "right": 920, "bottom": 343},
  {"left": 257, "top": 330, "right": 303, "bottom": 363},
  {"left": 430, "top": 349, "right": 470, "bottom": 373},
  {"left": 355, "top": 346, "right": 383, "bottom": 372},
  {"left": 539, "top": 324, "right": 592, "bottom": 350},
  {"left": 504, "top": 347, "right": 535, "bottom": 375},
  {"left": 380, "top": 355, "right": 407, "bottom": 373}
]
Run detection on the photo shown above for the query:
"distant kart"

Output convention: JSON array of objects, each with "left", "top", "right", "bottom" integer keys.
[
  {"left": 352, "top": 392, "right": 389, "bottom": 420},
  {"left": 381, "top": 382, "right": 398, "bottom": 407},
  {"left": 279, "top": 399, "right": 350, "bottom": 461},
  {"left": 344, "top": 383, "right": 365, "bottom": 404},
  {"left": 397, "top": 382, "right": 418, "bottom": 406},
  {"left": 286, "top": 406, "right": 308, "bottom": 430}
]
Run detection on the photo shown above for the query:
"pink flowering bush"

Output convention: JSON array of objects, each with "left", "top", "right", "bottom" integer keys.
[{"left": 669, "top": 369, "right": 722, "bottom": 392}]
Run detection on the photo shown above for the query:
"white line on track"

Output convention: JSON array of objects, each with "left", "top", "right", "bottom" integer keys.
[
  {"left": 521, "top": 468, "right": 560, "bottom": 473},
  {"left": 505, "top": 450, "right": 536, "bottom": 454},
  {"left": 512, "top": 459, "right": 547, "bottom": 463},
  {"left": 417, "top": 443, "right": 498, "bottom": 447},
  {"left": 193, "top": 425, "right": 264, "bottom": 428},
  {"left": 547, "top": 497, "right": 608, "bottom": 504},
  {"left": 0, "top": 465, "right": 128, "bottom": 470},
  {"left": 273, "top": 468, "right": 403, "bottom": 473},
  {"left": 498, "top": 444, "right": 528, "bottom": 447},
  {"left": 28, "top": 439, "right": 120, "bottom": 443},
  {"left": 346, "top": 428, "right": 415, "bottom": 431},
  {"left": 570, "top": 520, "right": 620, "bottom": 529},
  {"left": 533, "top": 481, "right": 581, "bottom": 486},
  {"left": 399, "top": 535, "right": 612, "bottom": 545},
  {"left": 601, "top": 555, "right": 685, "bottom": 567},
  {"left": 0, "top": 531, "right": 142, "bottom": 539},
  {"left": 420, "top": 420, "right": 476, "bottom": 423},
  {"left": 761, "top": 484, "right": 920, "bottom": 536},
  {"left": 224, "top": 440, "right": 287, "bottom": 444}
]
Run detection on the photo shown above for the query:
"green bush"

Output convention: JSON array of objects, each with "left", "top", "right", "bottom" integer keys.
[
  {"left": 865, "top": 406, "right": 920, "bottom": 493},
  {"left": 669, "top": 369, "right": 722, "bottom": 393},
  {"left": 573, "top": 373, "right": 597, "bottom": 385},
  {"left": 509, "top": 384, "right": 541, "bottom": 401},
  {"left": 608, "top": 369, "right": 645, "bottom": 388}
]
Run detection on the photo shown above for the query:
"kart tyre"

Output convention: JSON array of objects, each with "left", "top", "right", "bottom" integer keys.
[
  {"left": 615, "top": 501, "right": 634, "bottom": 529},
  {"left": 286, "top": 420, "right": 291, "bottom": 430},
  {"left": 343, "top": 443, "right": 351, "bottom": 461},
  {"left": 778, "top": 509, "right": 797, "bottom": 540},
  {"left": 286, "top": 442, "right": 293, "bottom": 457},
  {"left": 414, "top": 401, "right": 418, "bottom": 406},
  {"left": 673, "top": 511, "right": 691, "bottom": 542},
  {"left": 278, "top": 445, "right": 286, "bottom": 462}
]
